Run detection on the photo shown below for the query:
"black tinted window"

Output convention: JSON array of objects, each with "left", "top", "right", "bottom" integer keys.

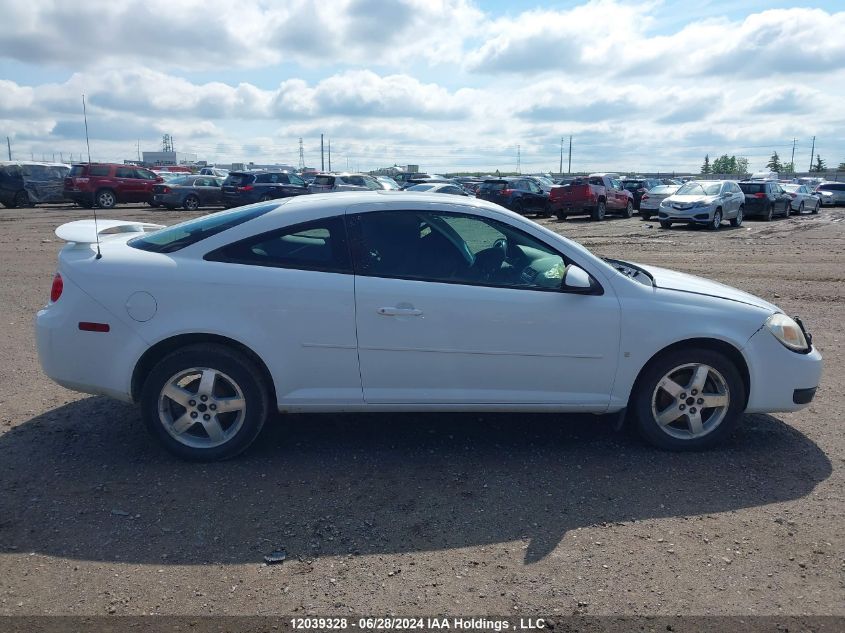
[
  {"left": 223, "top": 173, "right": 254, "bottom": 187},
  {"left": 130, "top": 204, "right": 277, "bottom": 253},
  {"left": 206, "top": 216, "right": 351, "bottom": 273},
  {"left": 115, "top": 167, "right": 136, "bottom": 178},
  {"left": 89, "top": 165, "right": 111, "bottom": 177},
  {"left": 351, "top": 211, "right": 567, "bottom": 291},
  {"left": 819, "top": 183, "right": 845, "bottom": 191},
  {"left": 739, "top": 183, "right": 767, "bottom": 194},
  {"left": 479, "top": 181, "right": 506, "bottom": 191}
]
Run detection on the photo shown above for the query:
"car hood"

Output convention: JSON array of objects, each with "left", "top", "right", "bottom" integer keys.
[{"left": 639, "top": 264, "right": 779, "bottom": 312}]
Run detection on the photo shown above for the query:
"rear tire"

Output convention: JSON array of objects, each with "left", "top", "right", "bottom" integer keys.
[
  {"left": 140, "top": 344, "right": 271, "bottom": 461},
  {"left": 541, "top": 202, "right": 553, "bottom": 218},
  {"left": 730, "top": 206, "right": 744, "bottom": 227},
  {"left": 591, "top": 200, "right": 606, "bottom": 221},
  {"left": 797, "top": 202, "right": 804, "bottom": 215},
  {"left": 13, "top": 190, "right": 31, "bottom": 208},
  {"left": 640, "top": 211, "right": 652, "bottom": 220},
  {"left": 763, "top": 204, "right": 773, "bottom": 221},
  {"left": 632, "top": 347, "right": 745, "bottom": 451},
  {"left": 95, "top": 188, "right": 117, "bottom": 209}
]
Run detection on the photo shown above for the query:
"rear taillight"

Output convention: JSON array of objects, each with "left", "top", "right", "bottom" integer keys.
[
  {"left": 162, "top": 186, "right": 171, "bottom": 194},
  {"left": 78, "top": 322, "right": 110, "bottom": 333},
  {"left": 753, "top": 193, "right": 767, "bottom": 198},
  {"left": 50, "top": 273, "right": 63, "bottom": 303},
  {"left": 237, "top": 185, "right": 254, "bottom": 192},
  {"left": 500, "top": 188, "right": 514, "bottom": 196},
  {"left": 641, "top": 194, "right": 649, "bottom": 200}
]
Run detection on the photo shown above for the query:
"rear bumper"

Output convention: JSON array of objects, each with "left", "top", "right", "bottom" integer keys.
[
  {"left": 152, "top": 194, "right": 181, "bottom": 206},
  {"left": 63, "top": 191, "right": 94, "bottom": 205},
  {"left": 549, "top": 200, "right": 594, "bottom": 215}
]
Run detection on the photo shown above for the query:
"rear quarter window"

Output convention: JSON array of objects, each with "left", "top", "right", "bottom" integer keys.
[
  {"left": 129, "top": 203, "right": 277, "bottom": 253},
  {"left": 89, "top": 165, "right": 111, "bottom": 177}
]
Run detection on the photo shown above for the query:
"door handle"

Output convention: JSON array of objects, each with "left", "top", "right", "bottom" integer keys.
[{"left": 378, "top": 307, "right": 423, "bottom": 317}]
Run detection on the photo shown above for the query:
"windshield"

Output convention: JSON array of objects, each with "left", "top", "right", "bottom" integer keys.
[
  {"left": 129, "top": 203, "right": 277, "bottom": 253},
  {"left": 676, "top": 182, "right": 721, "bottom": 196}
]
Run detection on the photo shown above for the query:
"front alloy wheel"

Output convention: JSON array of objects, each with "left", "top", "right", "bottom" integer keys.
[
  {"left": 709, "top": 209, "right": 722, "bottom": 230},
  {"left": 633, "top": 348, "right": 744, "bottom": 450}
]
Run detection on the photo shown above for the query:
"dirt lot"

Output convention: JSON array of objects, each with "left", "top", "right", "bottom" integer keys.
[{"left": 0, "top": 202, "right": 843, "bottom": 617}]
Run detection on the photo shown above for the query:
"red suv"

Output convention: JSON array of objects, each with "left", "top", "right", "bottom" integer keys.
[{"left": 64, "top": 163, "right": 163, "bottom": 209}]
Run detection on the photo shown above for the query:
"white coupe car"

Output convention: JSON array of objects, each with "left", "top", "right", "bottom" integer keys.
[{"left": 36, "top": 192, "right": 822, "bottom": 460}]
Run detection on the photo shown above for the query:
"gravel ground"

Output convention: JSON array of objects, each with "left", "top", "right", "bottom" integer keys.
[{"left": 0, "top": 202, "right": 843, "bottom": 617}]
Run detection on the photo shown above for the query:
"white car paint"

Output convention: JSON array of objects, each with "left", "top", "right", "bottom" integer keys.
[{"left": 36, "top": 192, "right": 821, "bottom": 443}]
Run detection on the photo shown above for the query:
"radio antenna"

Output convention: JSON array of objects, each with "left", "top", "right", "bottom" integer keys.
[{"left": 82, "top": 94, "right": 101, "bottom": 260}]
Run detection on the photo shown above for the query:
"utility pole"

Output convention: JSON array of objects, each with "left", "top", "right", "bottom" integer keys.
[
  {"left": 328, "top": 139, "right": 331, "bottom": 171},
  {"left": 6, "top": 136, "right": 10, "bottom": 160},
  {"left": 567, "top": 135, "right": 572, "bottom": 174},
  {"left": 790, "top": 137, "right": 796, "bottom": 170},
  {"left": 559, "top": 137, "right": 564, "bottom": 175},
  {"left": 137, "top": 139, "right": 141, "bottom": 162},
  {"left": 298, "top": 138, "right": 305, "bottom": 170},
  {"left": 320, "top": 134, "right": 325, "bottom": 171},
  {"left": 516, "top": 145, "right": 521, "bottom": 174},
  {"left": 808, "top": 136, "right": 815, "bottom": 172},
  {"left": 60, "top": 152, "right": 63, "bottom": 163}
]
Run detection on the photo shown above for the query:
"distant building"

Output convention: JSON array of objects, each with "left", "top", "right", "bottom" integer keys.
[{"left": 142, "top": 151, "right": 198, "bottom": 166}]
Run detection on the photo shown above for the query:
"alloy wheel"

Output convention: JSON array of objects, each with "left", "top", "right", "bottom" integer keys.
[
  {"left": 157, "top": 367, "right": 247, "bottom": 449},
  {"left": 650, "top": 363, "right": 730, "bottom": 440}
]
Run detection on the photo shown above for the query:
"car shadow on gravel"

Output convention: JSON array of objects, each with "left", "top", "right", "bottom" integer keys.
[{"left": 0, "top": 397, "right": 831, "bottom": 565}]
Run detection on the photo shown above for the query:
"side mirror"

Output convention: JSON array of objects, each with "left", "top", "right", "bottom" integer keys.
[{"left": 562, "top": 265, "right": 593, "bottom": 291}]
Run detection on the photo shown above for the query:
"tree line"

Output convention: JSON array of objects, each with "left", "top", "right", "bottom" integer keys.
[{"left": 701, "top": 152, "right": 844, "bottom": 175}]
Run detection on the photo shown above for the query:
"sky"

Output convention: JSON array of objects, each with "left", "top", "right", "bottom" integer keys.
[{"left": 1, "top": 0, "right": 843, "bottom": 174}]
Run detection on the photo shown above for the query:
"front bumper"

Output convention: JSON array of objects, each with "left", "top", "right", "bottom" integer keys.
[
  {"left": 658, "top": 207, "right": 713, "bottom": 223},
  {"left": 743, "top": 325, "right": 822, "bottom": 413}
]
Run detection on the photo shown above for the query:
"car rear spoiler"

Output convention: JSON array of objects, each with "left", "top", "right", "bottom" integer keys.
[{"left": 55, "top": 219, "right": 164, "bottom": 246}]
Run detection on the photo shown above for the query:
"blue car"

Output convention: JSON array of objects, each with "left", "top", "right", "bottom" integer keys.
[{"left": 221, "top": 171, "right": 309, "bottom": 208}]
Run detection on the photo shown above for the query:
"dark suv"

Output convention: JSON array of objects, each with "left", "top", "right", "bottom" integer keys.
[
  {"left": 737, "top": 180, "right": 792, "bottom": 220},
  {"left": 221, "top": 171, "right": 309, "bottom": 208},
  {"left": 64, "top": 163, "right": 162, "bottom": 209},
  {"left": 621, "top": 178, "right": 660, "bottom": 210},
  {"left": 475, "top": 178, "right": 550, "bottom": 216},
  {"left": 1, "top": 162, "right": 69, "bottom": 208}
]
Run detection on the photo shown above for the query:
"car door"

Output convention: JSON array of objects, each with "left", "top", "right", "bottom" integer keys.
[
  {"left": 525, "top": 180, "right": 545, "bottom": 210},
  {"left": 204, "top": 214, "right": 362, "bottom": 405},
  {"left": 114, "top": 166, "right": 142, "bottom": 202},
  {"left": 349, "top": 208, "right": 621, "bottom": 406}
]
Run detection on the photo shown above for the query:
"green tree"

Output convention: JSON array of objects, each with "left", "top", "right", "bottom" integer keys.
[
  {"left": 711, "top": 154, "right": 731, "bottom": 174},
  {"left": 701, "top": 154, "right": 711, "bottom": 174},
  {"left": 766, "top": 151, "right": 782, "bottom": 172},
  {"left": 811, "top": 154, "right": 827, "bottom": 173},
  {"left": 736, "top": 157, "right": 749, "bottom": 175}
]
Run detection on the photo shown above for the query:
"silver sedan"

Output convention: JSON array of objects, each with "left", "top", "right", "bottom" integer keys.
[{"left": 781, "top": 184, "right": 820, "bottom": 214}]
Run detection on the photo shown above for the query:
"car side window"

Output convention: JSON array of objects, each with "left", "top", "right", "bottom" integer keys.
[
  {"left": 115, "top": 167, "right": 136, "bottom": 178},
  {"left": 288, "top": 174, "right": 305, "bottom": 186},
  {"left": 205, "top": 216, "right": 352, "bottom": 273},
  {"left": 350, "top": 210, "right": 569, "bottom": 291}
]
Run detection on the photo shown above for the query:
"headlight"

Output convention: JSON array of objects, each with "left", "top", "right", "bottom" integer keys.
[
  {"left": 766, "top": 313, "right": 810, "bottom": 352},
  {"left": 660, "top": 199, "right": 671, "bottom": 207},
  {"left": 691, "top": 200, "right": 708, "bottom": 208}
]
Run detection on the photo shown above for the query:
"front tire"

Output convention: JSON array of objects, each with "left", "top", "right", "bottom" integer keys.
[
  {"left": 708, "top": 209, "right": 722, "bottom": 230},
  {"left": 140, "top": 344, "right": 271, "bottom": 461},
  {"left": 763, "top": 204, "right": 773, "bottom": 221},
  {"left": 640, "top": 211, "right": 652, "bottom": 220},
  {"left": 622, "top": 200, "right": 634, "bottom": 218},
  {"left": 183, "top": 194, "right": 200, "bottom": 211},
  {"left": 797, "top": 202, "right": 804, "bottom": 215},
  {"left": 632, "top": 348, "right": 745, "bottom": 451},
  {"left": 812, "top": 200, "right": 819, "bottom": 214}
]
